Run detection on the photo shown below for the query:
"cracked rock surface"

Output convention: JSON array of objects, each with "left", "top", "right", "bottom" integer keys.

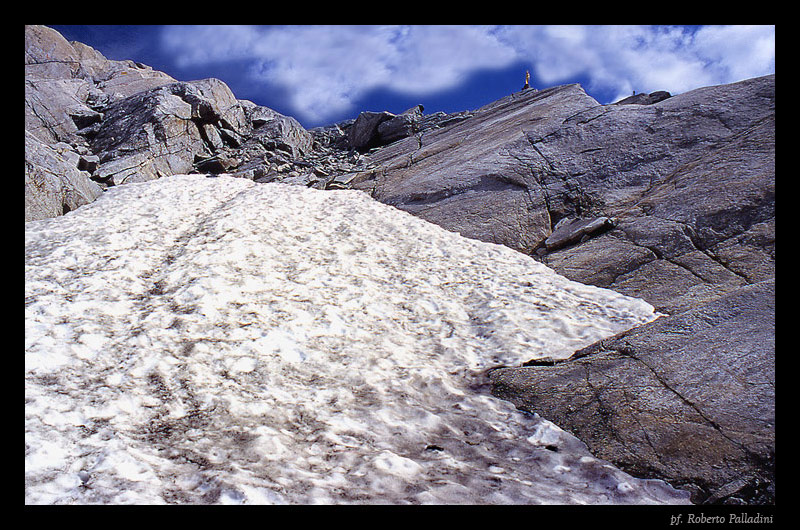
[{"left": 489, "top": 279, "right": 775, "bottom": 504}]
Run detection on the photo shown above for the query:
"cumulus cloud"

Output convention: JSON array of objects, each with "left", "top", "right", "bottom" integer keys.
[
  {"left": 691, "top": 25, "right": 776, "bottom": 83},
  {"left": 160, "top": 25, "right": 517, "bottom": 123},
  {"left": 159, "top": 25, "right": 774, "bottom": 124}
]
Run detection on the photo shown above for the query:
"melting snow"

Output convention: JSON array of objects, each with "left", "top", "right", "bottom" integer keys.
[{"left": 25, "top": 174, "right": 690, "bottom": 505}]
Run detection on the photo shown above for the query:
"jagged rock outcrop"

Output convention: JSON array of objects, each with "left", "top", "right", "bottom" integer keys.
[
  {"left": 87, "top": 81, "right": 226, "bottom": 185},
  {"left": 24, "top": 25, "right": 320, "bottom": 220},
  {"left": 348, "top": 110, "right": 396, "bottom": 151},
  {"left": 25, "top": 25, "right": 177, "bottom": 147},
  {"left": 490, "top": 279, "right": 775, "bottom": 504},
  {"left": 346, "top": 104, "right": 450, "bottom": 150}
]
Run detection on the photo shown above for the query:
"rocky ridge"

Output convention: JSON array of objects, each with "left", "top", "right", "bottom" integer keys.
[
  {"left": 25, "top": 25, "right": 473, "bottom": 220},
  {"left": 25, "top": 25, "right": 775, "bottom": 505}
]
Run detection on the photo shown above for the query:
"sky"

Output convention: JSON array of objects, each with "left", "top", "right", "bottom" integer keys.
[{"left": 50, "top": 25, "right": 775, "bottom": 129}]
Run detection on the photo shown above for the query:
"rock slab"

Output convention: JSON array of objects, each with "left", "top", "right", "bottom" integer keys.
[{"left": 356, "top": 75, "right": 775, "bottom": 316}]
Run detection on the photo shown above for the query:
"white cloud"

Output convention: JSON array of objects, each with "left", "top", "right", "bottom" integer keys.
[
  {"left": 160, "top": 25, "right": 517, "bottom": 123},
  {"left": 160, "top": 25, "right": 264, "bottom": 66},
  {"left": 497, "top": 25, "right": 774, "bottom": 103},
  {"left": 691, "top": 25, "right": 776, "bottom": 83},
  {"left": 159, "top": 25, "right": 774, "bottom": 123}
]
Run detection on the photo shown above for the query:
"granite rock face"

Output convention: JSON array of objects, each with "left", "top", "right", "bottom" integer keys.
[
  {"left": 352, "top": 85, "right": 600, "bottom": 254},
  {"left": 534, "top": 76, "right": 775, "bottom": 315},
  {"left": 354, "top": 74, "right": 775, "bottom": 317}
]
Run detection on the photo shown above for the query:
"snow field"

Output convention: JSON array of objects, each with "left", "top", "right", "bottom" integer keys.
[{"left": 25, "top": 174, "right": 689, "bottom": 504}]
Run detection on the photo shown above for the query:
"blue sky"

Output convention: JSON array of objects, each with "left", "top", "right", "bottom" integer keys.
[{"left": 50, "top": 25, "right": 775, "bottom": 129}]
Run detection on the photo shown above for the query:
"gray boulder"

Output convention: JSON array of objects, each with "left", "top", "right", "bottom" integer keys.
[
  {"left": 614, "top": 90, "right": 672, "bottom": 106},
  {"left": 239, "top": 99, "right": 313, "bottom": 157},
  {"left": 190, "top": 78, "right": 251, "bottom": 136},
  {"left": 544, "top": 216, "right": 614, "bottom": 251},
  {"left": 377, "top": 105, "right": 424, "bottom": 144},
  {"left": 489, "top": 279, "right": 775, "bottom": 504},
  {"left": 348, "top": 110, "right": 395, "bottom": 151}
]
